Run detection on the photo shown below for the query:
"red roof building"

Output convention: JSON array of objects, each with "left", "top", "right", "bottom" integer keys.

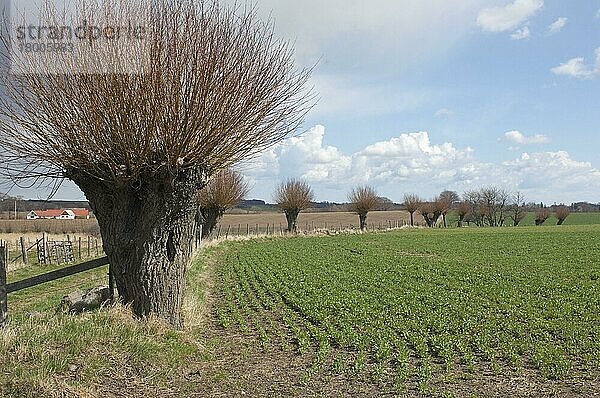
[{"left": 27, "top": 208, "right": 91, "bottom": 220}]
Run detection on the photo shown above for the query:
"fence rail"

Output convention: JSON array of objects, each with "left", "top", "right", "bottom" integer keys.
[
  {"left": 202, "top": 219, "right": 414, "bottom": 240},
  {"left": 0, "top": 234, "right": 102, "bottom": 268},
  {"left": 0, "top": 245, "right": 110, "bottom": 327}
]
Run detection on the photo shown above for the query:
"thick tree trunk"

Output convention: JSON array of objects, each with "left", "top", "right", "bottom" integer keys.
[
  {"left": 358, "top": 212, "right": 367, "bottom": 231},
  {"left": 409, "top": 211, "right": 414, "bottom": 227},
  {"left": 433, "top": 211, "right": 441, "bottom": 228},
  {"left": 67, "top": 167, "right": 206, "bottom": 329},
  {"left": 422, "top": 214, "right": 432, "bottom": 228},
  {"left": 285, "top": 209, "right": 300, "bottom": 232},
  {"left": 200, "top": 207, "right": 224, "bottom": 239}
]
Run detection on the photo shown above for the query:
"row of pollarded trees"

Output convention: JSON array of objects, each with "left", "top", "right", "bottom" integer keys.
[
  {"left": 275, "top": 180, "right": 380, "bottom": 232},
  {"left": 403, "top": 191, "right": 455, "bottom": 228},
  {"left": 196, "top": 178, "right": 382, "bottom": 236},
  {"left": 196, "top": 177, "right": 574, "bottom": 238},
  {"left": 403, "top": 187, "right": 571, "bottom": 228}
]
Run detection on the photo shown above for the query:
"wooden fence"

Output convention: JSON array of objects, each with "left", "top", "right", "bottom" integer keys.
[
  {"left": 0, "top": 234, "right": 102, "bottom": 268},
  {"left": 0, "top": 245, "right": 111, "bottom": 327},
  {"left": 204, "top": 219, "right": 413, "bottom": 240}
]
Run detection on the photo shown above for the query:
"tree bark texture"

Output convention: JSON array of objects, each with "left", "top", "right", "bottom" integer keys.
[
  {"left": 358, "top": 212, "right": 367, "bottom": 231},
  {"left": 67, "top": 167, "right": 207, "bottom": 328},
  {"left": 285, "top": 209, "right": 300, "bottom": 232}
]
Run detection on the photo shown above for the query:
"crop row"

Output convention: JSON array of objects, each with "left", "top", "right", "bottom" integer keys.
[{"left": 212, "top": 225, "right": 600, "bottom": 388}]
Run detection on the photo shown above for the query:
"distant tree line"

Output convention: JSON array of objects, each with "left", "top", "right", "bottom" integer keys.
[{"left": 401, "top": 186, "right": 576, "bottom": 228}]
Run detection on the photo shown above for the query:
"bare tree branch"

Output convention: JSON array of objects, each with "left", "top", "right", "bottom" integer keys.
[
  {"left": 197, "top": 168, "right": 249, "bottom": 238},
  {"left": 348, "top": 186, "right": 378, "bottom": 231},
  {"left": 274, "top": 179, "right": 314, "bottom": 232}
]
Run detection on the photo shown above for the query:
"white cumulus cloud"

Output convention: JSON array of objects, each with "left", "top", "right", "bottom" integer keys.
[
  {"left": 551, "top": 48, "right": 600, "bottom": 79},
  {"left": 547, "top": 17, "right": 567, "bottom": 35},
  {"left": 505, "top": 130, "right": 551, "bottom": 144},
  {"left": 511, "top": 26, "right": 531, "bottom": 40},
  {"left": 239, "top": 125, "right": 598, "bottom": 203},
  {"left": 477, "top": 0, "right": 544, "bottom": 32},
  {"left": 501, "top": 152, "right": 600, "bottom": 199}
]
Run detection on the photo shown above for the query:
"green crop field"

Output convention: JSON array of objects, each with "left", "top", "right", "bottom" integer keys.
[
  {"left": 443, "top": 211, "right": 600, "bottom": 227},
  {"left": 519, "top": 212, "right": 600, "bottom": 226},
  {"left": 2, "top": 225, "right": 599, "bottom": 397},
  {"left": 213, "top": 225, "right": 600, "bottom": 395}
]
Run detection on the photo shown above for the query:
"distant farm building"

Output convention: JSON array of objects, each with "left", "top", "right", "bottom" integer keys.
[{"left": 27, "top": 208, "right": 91, "bottom": 220}]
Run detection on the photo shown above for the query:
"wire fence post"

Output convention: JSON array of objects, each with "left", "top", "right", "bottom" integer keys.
[
  {"left": 0, "top": 245, "right": 8, "bottom": 327},
  {"left": 20, "top": 237, "right": 28, "bottom": 265}
]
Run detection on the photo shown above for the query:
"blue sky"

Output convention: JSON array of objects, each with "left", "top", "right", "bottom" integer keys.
[{"left": 9, "top": 0, "right": 600, "bottom": 204}]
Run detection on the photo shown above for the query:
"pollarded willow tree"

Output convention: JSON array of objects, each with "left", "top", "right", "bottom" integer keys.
[
  {"left": 555, "top": 206, "right": 570, "bottom": 225},
  {"left": 197, "top": 169, "right": 250, "bottom": 239},
  {"left": 510, "top": 192, "right": 527, "bottom": 227},
  {"left": 457, "top": 201, "right": 470, "bottom": 227},
  {"left": 403, "top": 193, "right": 421, "bottom": 227},
  {"left": 535, "top": 209, "right": 551, "bottom": 226},
  {"left": 274, "top": 179, "right": 314, "bottom": 232},
  {"left": 419, "top": 201, "right": 442, "bottom": 228},
  {"left": 0, "top": 0, "right": 314, "bottom": 327},
  {"left": 438, "top": 190, "right": 458, "bottom": 228},
  {"left": 348, "top": 186, "right": 378, "bottom": 231}
]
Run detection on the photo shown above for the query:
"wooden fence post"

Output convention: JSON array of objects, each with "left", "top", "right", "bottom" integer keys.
[
  {"left": 42, "top": 232, "right": 49, "bottom": 264},
  {"left": 87, "top": 236, "right": 91, "bottom": 258},
  {"left": 20, "top": 237, "right": 28, "bottom": 265},
  {"left": 1, "top": 245, "right": 7, "bottom": 327}
]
